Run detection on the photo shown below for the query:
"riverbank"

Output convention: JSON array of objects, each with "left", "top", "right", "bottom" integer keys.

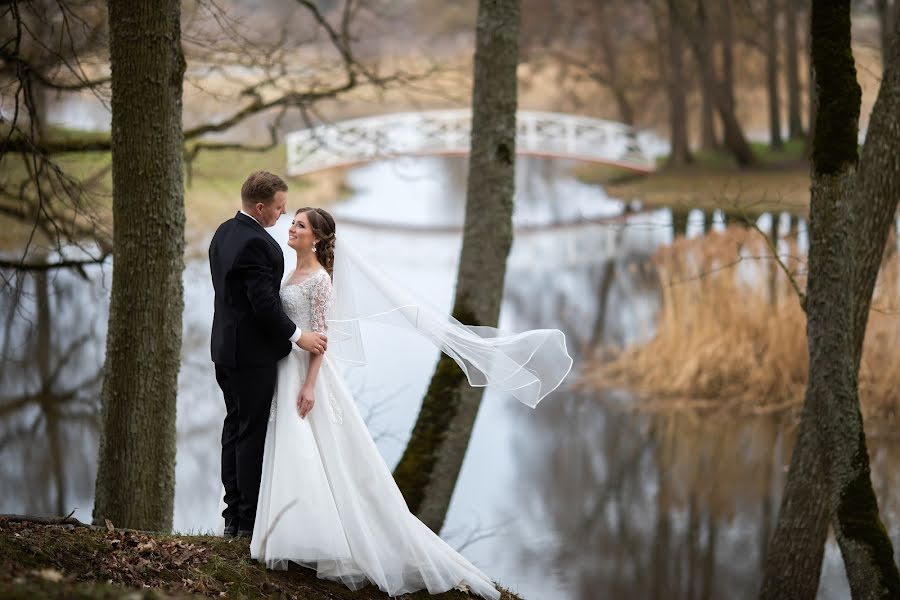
[
  {"left": 0, "top": 140, "right": 350, "bottom": 256},
  {"left": 0, "top": 517, "right": 521, "bottom": 600},
  {"left": 573, "top": 140, "right": 811, "bottom": 219},
  {"left": 581, "top": 226, "right": 900, "bottom": 423}
]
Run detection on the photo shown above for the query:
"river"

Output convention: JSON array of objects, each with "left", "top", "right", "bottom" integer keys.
[{"left": 1, "top": 155, "right": 897, "bottom": 599}]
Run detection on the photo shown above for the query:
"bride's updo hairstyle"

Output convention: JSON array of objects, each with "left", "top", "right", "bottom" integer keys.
[{"left": 298, "top": 207, "right": 336, "bottom": 278}]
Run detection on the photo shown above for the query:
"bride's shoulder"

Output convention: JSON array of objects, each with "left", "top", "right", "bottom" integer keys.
[{"left": 312, "top": 268, "right": 332, "bottom": 287}]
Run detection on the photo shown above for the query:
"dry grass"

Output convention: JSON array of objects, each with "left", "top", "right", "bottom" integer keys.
[{"left": 582, "top": 226, "right": 900, "bottom": 423}]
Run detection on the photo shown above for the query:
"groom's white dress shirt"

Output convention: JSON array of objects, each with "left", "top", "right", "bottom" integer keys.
[{"left": 240, "top": 209, "right": 302, "bottom": 344}]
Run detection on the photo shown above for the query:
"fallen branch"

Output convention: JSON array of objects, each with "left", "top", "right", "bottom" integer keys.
[{"left": 0, "top": 511, "right": 89, "bottom": 528}]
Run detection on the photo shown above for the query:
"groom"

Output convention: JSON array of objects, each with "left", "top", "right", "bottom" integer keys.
[{"left": 209, "top": 170, "right": 327, "bottom": 538}]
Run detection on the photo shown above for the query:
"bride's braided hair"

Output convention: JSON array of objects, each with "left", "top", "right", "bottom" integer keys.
[{"left": 297, "top": 207, "right": 336, "bottom": 278}]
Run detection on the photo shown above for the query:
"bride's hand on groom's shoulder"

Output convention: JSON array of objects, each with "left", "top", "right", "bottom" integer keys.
[
  {"left": 297, "top": 385, "right": 316, "bottom": 419},
  {"left": 298, "top": 330, "right": 328, "bottom": 355}
]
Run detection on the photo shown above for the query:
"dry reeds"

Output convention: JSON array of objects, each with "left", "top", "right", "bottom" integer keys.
[{"left": 583, "top": 226, "right": 900, "bottom": 422}]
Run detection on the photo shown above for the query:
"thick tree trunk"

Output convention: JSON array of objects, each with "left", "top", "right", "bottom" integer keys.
[
  {"left": 785, "top": 0, "right": 805, "bottom": 139},
  {"left": 661, "top": 0, "right": 693, "bottom": 167},
  {"left": 758, "top": 402, "right": 830, "bottom": 599},
  {"left": 393, "top": 0, "right": 519, "bottom": 534},
  {"left": 92, "top": 0, "right": 185, "bottom": 532},
  {"left": 806, "top": 4, "right": 898, "bottom": 594},
  {"left": 851, "top": 3, "right": 900, "bottom": 365},
  {"left": 766, "top": 0, "right": 784, "bottom": 149},
  {"left": 761, "top": 3, "right": 900, "bottom": 597}
]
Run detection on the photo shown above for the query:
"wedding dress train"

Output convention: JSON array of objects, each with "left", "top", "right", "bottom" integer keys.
[{"left": 250, "top": 268, "right": 501, "bottom": 599}]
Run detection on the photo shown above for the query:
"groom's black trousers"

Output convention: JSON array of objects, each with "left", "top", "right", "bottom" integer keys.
[{"left": 215, "top": 363, "right": 277, "bottom": 530}]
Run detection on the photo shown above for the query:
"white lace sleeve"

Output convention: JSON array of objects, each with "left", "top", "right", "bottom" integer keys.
[{"left": 310, "top": 271, "right": 333, "bottom": 334}]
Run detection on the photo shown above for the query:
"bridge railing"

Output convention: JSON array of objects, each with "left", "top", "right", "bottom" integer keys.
[{"left": 285, "top": 109, "right": 657, "bottom": 176}]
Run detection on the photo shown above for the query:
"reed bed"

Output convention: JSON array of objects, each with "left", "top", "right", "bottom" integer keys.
[{"left": 583, "top": 226, "right": 900, "bottom": 423}]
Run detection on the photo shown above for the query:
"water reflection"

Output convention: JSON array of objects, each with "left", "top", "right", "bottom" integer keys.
[
  {"left": 0, "top": 267, "right": 106, "bottom": 518},
  {"left": 1, "top": 155, "right": 896, "bottom": 600}
]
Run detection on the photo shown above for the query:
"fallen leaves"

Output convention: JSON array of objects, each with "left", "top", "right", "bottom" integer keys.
[{"left": 96, "top": 529, "right": 218, "bottom": 594}]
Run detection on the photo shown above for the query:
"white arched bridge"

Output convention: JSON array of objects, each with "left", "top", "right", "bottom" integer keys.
[{"left": 285, "top": 110, "right": 658, "bottom": 176}]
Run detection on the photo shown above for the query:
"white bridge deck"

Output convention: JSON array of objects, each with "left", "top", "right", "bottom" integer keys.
[{"left": 285, "top": 110, "right": 658, "bottom": 176}]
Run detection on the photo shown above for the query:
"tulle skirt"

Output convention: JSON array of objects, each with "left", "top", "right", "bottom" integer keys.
[{"left": 249, "top": 347, "right": 500, "bottom": 599}]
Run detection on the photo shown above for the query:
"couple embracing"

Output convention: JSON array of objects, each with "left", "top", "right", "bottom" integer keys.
[{"left": 209, "top": 171, "right": 572, "bottom": 598}]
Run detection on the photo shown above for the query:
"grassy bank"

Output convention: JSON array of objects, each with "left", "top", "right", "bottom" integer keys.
[
  {"left": 0, "top": 139, "right": 350, "bottom": 255},
  {"left": 0, "top": 517, "right": 522, "bottom": 600},
  {"left": 573, "top": 140, "right": 810, "bottom": 219},
  {"left": 581, "top": 226, "right": 900, "bottom": 422}
]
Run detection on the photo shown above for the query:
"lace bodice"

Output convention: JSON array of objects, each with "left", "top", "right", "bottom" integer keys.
[{"left": 280, "top": 269, "right": 332, "bottom": 334}]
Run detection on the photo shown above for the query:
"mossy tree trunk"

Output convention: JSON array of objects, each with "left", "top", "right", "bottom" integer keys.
[
  {"left": 92, "top": 0, "right": 185, "bottom": 532},
  {"left": 760, "top": 3, "right": 900, "bottom": 598},
  {"left": 392, "top": 0, "right": 520, "bottom": 534}
]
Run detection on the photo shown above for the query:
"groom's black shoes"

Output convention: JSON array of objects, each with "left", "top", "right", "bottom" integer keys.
[
  {"left": 237, "top": 529, "right": 253, "bottom": 539},
  {"left": 224, "top": 519, "right": 239, "bottom": 538}
]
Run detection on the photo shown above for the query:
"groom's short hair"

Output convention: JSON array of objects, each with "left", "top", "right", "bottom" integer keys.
[{"left": 241, "top": 171, "right": 288, "bottom": 205}]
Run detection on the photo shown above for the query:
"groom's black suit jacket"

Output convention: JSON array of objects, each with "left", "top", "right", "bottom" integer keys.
[{"left": 209, "top": 212, "right": 296, "bottom": 368}]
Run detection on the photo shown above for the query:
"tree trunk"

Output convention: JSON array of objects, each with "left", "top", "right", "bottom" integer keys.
[
  {"left": 699, "top": 68, "right": 718, "bottom": 151},
  {"left": 785, "top": 0, "right": 805, "bottom": 139},
  {"left": 767, "top": 0, "right": 784, "bottom": 149},
  {"left": 661, "top": 0, "right": 693, "bottom": 167},
  {"left": 393, "top": 0, "right": 519, "bottom": 534},
  {"left": 92, "top": 0, "right": 185, "bottom": 532},
  {"left": 761, "top": 3, "right": 900, "bottom": 597},
  {"left": 852, "top": 1, "right": 900, "bottom": 366},
  {"left": 805, "top": 6, "right": 817, "bottom": 157},
  {"left": 597, "top": 3, "right": 635, "bottom": 126},
  {"left": 758, "top": 402, "right": 830, "bottom": 599},
  {"left": 675, "top": 0, "right": 756, "bottom": 166},
  {"left": 877, "top": 0, "right": 896, "bottom": 67},
  {"left": 720, "top": 0, "right": 737, "bottom": 129}
]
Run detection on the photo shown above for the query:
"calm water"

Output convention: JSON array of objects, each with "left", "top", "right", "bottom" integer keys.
[{"left": 2, "top": 156, "right": 898, "bottom": 599}]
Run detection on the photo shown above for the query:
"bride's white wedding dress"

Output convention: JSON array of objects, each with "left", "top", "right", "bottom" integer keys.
[{"left": 250, "top": 268, "right": 501, "bottom": 599}]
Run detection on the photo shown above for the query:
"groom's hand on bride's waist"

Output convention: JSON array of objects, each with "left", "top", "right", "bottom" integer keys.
[{"left": 297, "top": 330, "right": 328, "bottom": 354}]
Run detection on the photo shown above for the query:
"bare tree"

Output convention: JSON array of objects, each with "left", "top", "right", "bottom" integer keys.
[
  {"left": 760, "top": 2, "right": 900, "bottom": 597},
  {"left": 0, "top": 0, "right": 418, "bottom": 281},
  {"left": 393, "top": 0, "right": 521, "bottom": 534},
  {"left": 520, "top": 0, "right": 654, "bottom": 126},
  {"left": 672, "top": 0, "right": 757, "bottom": 166}
]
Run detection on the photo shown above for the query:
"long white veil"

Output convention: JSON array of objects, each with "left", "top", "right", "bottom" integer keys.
[{"left": 325, "top": 239, "right": 573, "bottom": 408}]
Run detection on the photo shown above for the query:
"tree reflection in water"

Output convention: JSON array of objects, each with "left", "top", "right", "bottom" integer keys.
[{"left": 0, "top": 266, "right": 107, "bottom": 519}]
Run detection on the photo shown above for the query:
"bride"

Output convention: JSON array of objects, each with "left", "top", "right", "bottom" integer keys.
[{"left": 250, "top": 206, "right": 572, "bottom": 598}]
